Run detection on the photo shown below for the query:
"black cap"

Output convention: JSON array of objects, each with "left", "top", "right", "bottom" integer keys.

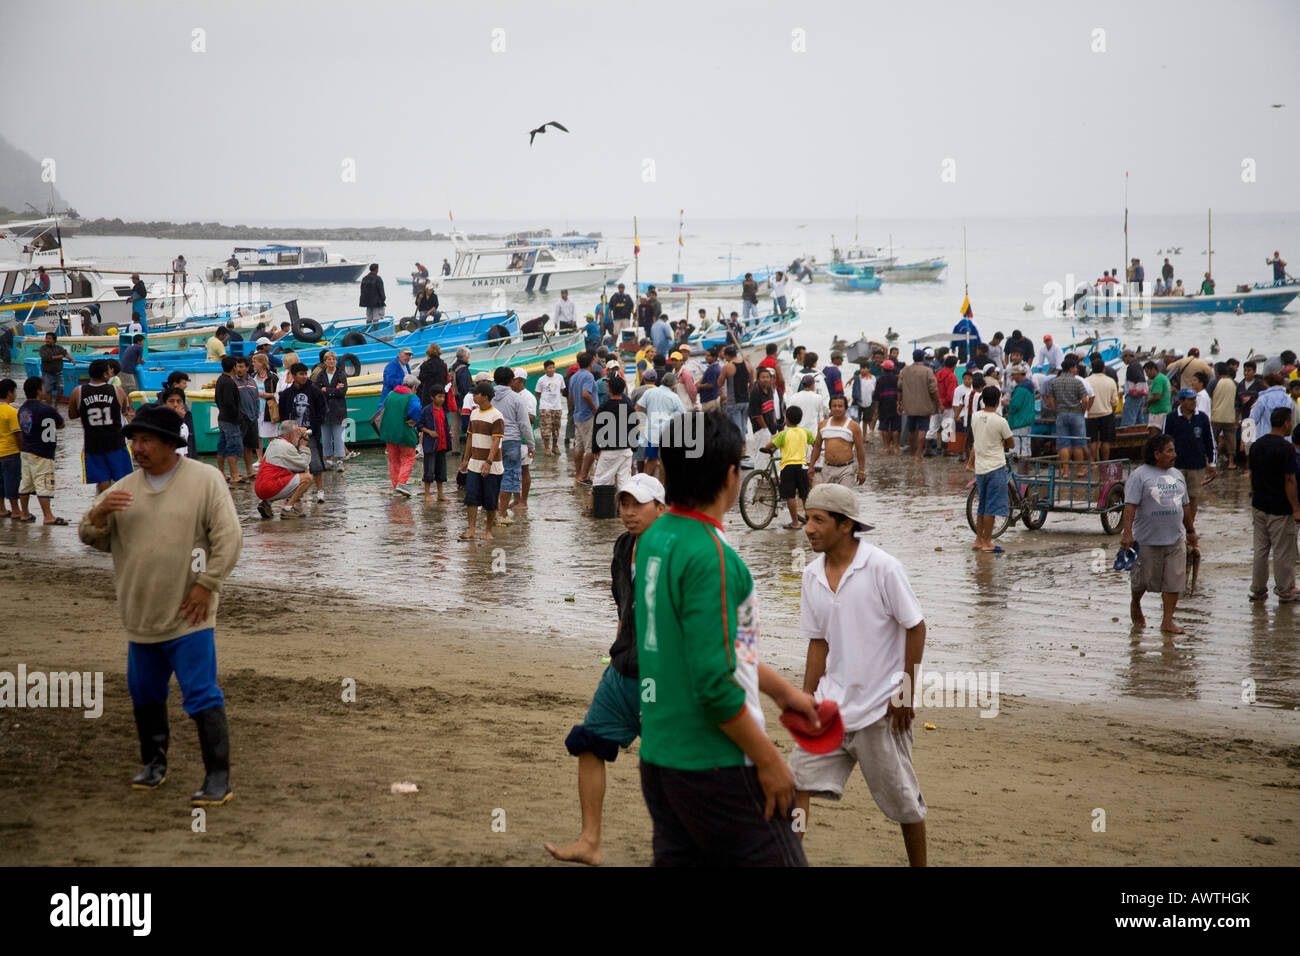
[{"left": 121, "top": 404, "right": 185, "bottom": 446}]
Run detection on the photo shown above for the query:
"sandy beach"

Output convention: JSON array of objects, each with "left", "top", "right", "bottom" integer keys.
[{"left": 1, "top": 550, "right": 1296, "bottom": 867}]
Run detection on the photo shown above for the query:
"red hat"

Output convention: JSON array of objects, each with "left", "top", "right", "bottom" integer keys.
[
  {"left": 780, "top": 699, "right": 845, "bottom": 754},
  {"left": 1042, "top": 335, "right": 1053, "bottom": 342}
]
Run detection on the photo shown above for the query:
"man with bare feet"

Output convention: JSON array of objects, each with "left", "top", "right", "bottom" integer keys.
[
  {"left": 459, "top": 382, "right": 504, "bottom": 541},
  {"left": 1121, "top": 435, "right": 1197, "bottom": 635},
  {"left": 546, "top": 474, "right": 666, "bottom": 865}
]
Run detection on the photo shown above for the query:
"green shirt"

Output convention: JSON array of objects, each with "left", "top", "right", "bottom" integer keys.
[
  {"left": 636, "top": 510, "right": 763, "bottom": 770},
  {"left": 1148, "top": 373, "right": 1172, "bottom": 414}
]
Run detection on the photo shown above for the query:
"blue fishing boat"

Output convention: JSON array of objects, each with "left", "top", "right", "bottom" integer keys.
[
  {"left": 827, "top": 263, "right": 883, "bottom": 292},
  {"left": 1069, "top": 279, "right": 1299, "bottom": 316},
  {"left": 636, "top": 269, "right": 775, "bottom": 298},
  {"left": 877, "top": 258, "right": 948, "bottom": 282},
  {"left": 690, "top": 310, "right": 801, "bottom": 363}
]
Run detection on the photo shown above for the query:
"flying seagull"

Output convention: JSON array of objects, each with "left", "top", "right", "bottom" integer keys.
[
  {"left": 529, "top": 121, "right": 569, "bottom": 146},
  {"left": 1271, "top": 104, "right": 1285, "bottom": 108}
]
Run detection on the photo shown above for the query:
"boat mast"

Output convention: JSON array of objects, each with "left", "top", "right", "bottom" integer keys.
[
  {"left": 1207, "top": 208, "right": 1212, "bottom": 280},
  {"left": 633, "top": 215, "right": 639, "bottom": 299},
  {"left": 675, "top": 208, "right": 684, "bottom": 282},
  {"left": 1123, "top": 171, "right": 1128, "bottom": 296}
]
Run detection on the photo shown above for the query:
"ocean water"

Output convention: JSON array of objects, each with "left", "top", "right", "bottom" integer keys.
[{"left": 41, "top": 212, "right": 1300, "bottom": 360}]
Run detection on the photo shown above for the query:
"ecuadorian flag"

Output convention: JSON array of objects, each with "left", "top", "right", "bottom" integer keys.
[
  {"left": 634, "top": 232, "right": 640, "bottom": 256},
  {"left": 960, "top": 294, "right": 973, "bottom": 318}
]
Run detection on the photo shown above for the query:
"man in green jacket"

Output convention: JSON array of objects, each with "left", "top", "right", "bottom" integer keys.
[
  {"left": 1006, "top": 363, "right": 1037, "bottom": 471},
  {"left": 79, "top": 404, "right": 243, "bottom": 806},
  {"left": 636, "top": 409, "right": 820, "bottom": 865},
  {"left": 379, "top": 373, "right": 422, "bottom": 497}
]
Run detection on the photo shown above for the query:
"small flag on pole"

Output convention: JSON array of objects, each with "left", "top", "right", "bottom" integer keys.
[
  {"left": 634, "top": 231, "right": 640, "bottom": 257},
  {"left": 678, "top": 209, "right": 684, "bottom": 247},
  {"left": 960, "top": 294, "right": 973, "bottom": 318}
]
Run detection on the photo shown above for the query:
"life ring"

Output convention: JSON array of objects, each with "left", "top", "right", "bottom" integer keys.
[
  {"left": 292, "top": 316, "right": 324, "bottom": 340},
  {"left": 340, "top": 331, "right": 367, "bottom": 348},
  {"left": 340, "top": 353, "right": 362, "bottom": 377}
]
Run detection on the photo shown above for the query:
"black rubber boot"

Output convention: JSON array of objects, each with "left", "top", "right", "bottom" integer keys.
[
  {"left": 130, "top": 703, "right": 169, "bottom": 790},
  {"left": 190, "top": 706, "right": 233, "bottom": 807}
]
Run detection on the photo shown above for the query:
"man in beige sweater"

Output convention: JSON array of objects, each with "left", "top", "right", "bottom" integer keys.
[{"left": 79, "top": 404, "right": 243, "bottom": 807}]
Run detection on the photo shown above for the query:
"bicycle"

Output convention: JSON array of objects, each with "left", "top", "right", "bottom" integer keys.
[
  {"left": 739, "top": 451, "right": 784, "bottom": 529},
  {"left": 964, "top": 455, "right": 1048, "bottom": 540}
]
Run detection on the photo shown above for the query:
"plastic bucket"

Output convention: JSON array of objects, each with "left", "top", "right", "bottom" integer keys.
[{"left": 592, "top": 484, "right": 618, "bottom": 519}]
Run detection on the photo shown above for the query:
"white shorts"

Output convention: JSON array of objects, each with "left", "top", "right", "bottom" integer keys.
[
  {"left": 789, "top": 713, "right": 927, "bottom": 824},
  {"left": 265, "top": 473, "right": 302, "bottom": 502},
  {"left": 1013, "top": 426, "right": 1032, "bottom": 457},
  {"left": 592, "top": 447, "right": 633, "bottom": 488},
  {"left": 1147, "top": 412, "right": 1167, "bottom": 431}
]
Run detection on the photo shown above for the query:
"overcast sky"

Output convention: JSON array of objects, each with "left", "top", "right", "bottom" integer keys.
[{"left": 3, "top": 0, "right": 1296, "bottom": 224}]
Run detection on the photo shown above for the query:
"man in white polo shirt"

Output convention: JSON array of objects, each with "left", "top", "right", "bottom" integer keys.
[{"left": 790, "top": 483, "right": 928, "bottom": 866}]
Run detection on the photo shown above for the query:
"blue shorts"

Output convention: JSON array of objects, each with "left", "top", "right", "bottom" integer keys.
[
  {"left": 975, "top": 466, "right": 1010, "bottom": 517},
  {"left": 904, "top": 414, "right": 930, "bottom": 433},
  {"left": 217, "top": 420, "right": 243, "bottom": 457},
  {"left": 644, "top": 443, "right": 660, "bottom": 460},
  {"left": 1055, "top": 411, "right": 1087, "bottom": 449},
  {"left": 464, "top": 469, "right": 501, "bottom": 509},
  {"left": 500, "top": 439, "right": 522, "bottom": 493},
  {"left": 565, "top": 665, "right": 642, "bottom": 762},
  {"left": 83, "top": 447, "right": 134, "bottom": 485},
  {"left": 0, "top": 453, "right": 18, "bottom": 499}
]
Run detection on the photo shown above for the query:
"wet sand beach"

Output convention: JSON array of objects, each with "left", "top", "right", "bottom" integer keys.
[{"left": 1, "top": 441, "right": 1297, "bottom": 866}]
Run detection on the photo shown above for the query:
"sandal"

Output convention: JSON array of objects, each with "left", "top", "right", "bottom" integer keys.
[
  {"left": 44, "top": 517, "right": 69, "bottom": 526},
  {"left": 457, "top": 532, "right": 475, "bottom": 541},
  {"left": 17, "top": 514, "right": 35, "bottom": 523},
  {"left": 781, "top": 522, "right": 802, "bottom": 530}
]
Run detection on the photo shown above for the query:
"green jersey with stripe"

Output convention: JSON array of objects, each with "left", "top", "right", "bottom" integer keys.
[{"left": 636, "top": 509, "right": 763, "bottom": 770}]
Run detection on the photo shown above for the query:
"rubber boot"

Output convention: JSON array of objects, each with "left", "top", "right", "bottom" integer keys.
[
  {"left": 130, "top": 702, "right": 169, "bottom": 790},
  {"left": 190, "top": 706, "right": 233, "bottom": 807}
]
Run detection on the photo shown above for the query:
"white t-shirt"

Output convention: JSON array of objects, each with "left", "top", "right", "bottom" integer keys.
[
  {"left": 517, "top": 387, "right": 537, "bottom": 423},
  {"left": 970, "top": 408, "right": 1012, "bottom": 475},
  {"left": 952, "top": 384, "right": 972, "bottom": 425},
  {"left": 536, "top": 373, "right": 564, "bottom": 411},
  {"left": 787, "top": 390, "right": 827, "bottom": 432},
  {"left": 800, "top": 541, "right": 925, "bottom": 731},
  {"left": 855, "top": 373, "right": 875, "bottom": 406},
  {"left": 770, "top": 277, "right": 788, "bottom": 298},
  {"left": 1194, "top": 389, "right": 1212, "bottom": 420}
]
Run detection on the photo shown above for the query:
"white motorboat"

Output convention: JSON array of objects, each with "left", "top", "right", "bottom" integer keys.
[{"left": 431, "top": 231, "right": 629, "bottom": 294}]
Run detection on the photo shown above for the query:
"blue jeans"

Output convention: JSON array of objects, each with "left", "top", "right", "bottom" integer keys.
[
  {"left": 726, "top": 403, "right": 749, "bottom": 441},
  {"left": 742, "top": 300, "right": 758, "bottom": 320},
  {"left": 975, "top": 466, "right": 1010, "bottom": 517},
  {"left": 127, "top": 628, "right": 224, "bottom": 716},
  {"left": 500, "top": 439, "right": 522, "bottom": 493},
  {"left": 42, "top": 371, "right": 63, "bottom": 400},
  {"left": 320, "top": 423, "right": 345, "bottom": 458},
  {"left": 1120, "top": 397, "right": 1148, "bottom": 427}
]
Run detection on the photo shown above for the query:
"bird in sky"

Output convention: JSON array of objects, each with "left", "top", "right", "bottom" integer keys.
[
  {"left": 1271, "top": 103, "right": 1285, "bottom": 108},
  {"left": 529, "top": 121, "right": 569, "bottom": 146}
]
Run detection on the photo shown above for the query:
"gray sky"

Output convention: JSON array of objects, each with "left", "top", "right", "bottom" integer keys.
[{"left": 4, "top": 0, "right": 1297, "bottom": 223}]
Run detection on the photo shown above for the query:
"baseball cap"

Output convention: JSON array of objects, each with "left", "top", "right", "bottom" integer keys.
[
  {"left": 255, "top": 336, "right": 272, "bottom": 346},
  {"left": 800, "top": 374, "right": 816, "bottom": 389},
  {"left": 669, "top": 351, "right": 683, "bottom": 361},
  {"left": 1043, "top": 335, "right": 1053, "bottom": 342},
  {"left": 1177, "top": 387, "right": 1197, "bottom": 399},
  {"left": 804, "top": 484, "right": 874, "bottom": 532},
  {"left": 641, "top": 368, "right": 658, "bottom": 383},
  {"left": 1010, "top": 362, "right": 1029, "bottom": 375},
  {"left": 473, "top": 371, "right": 492, "bottom": 383},
  {"left": 881, "top": 359, "right": 895, "bottom": 370},
  {"left": 617, "top": 473, "right": 665, "bottom": 504},
  {"left": 512, "top": 367, "right": 528, "bottom": 380},
  {"left": 780, "top": 699, "right": 845, "bottom": 754},
  {"left": 923, "top": 347, "right": 935, "bottom": 358}
]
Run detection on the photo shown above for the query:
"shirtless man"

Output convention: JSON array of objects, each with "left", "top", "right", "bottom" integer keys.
[{"left": 807, "top": 394, "right": 866, "bottom": 488}]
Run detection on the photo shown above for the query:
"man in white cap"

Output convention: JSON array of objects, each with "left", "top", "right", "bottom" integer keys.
[
  {"left": 509, "top": 367, "right": 537, "bottom": 509},
  {"left": 546, "top": 473, "right": 666, "bottom": 865},
  {"left": 254, "top": 337, "right": 283, "bottom": 370},
  {"left": 791, "top": 483, "right": 929, "bottom": 866}
]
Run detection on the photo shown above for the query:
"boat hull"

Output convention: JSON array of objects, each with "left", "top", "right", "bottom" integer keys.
[
  {"left": 434, "top": 262, "right": 628, "bottom": 295},
  {"left": 223, "top": 263, "right": 368, "bottom": 284},
  {"left": 1071, "top": 282, "right": 1299, "bottom": 316},
  {"left": 877, "top": 259, "right": 948, "bottom": 282}
]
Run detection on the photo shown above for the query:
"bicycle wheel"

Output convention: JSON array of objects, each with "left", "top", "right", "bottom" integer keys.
[
  {"left": 967, "top": 480, "right": 1014, "bottom": 539},
  {"left": 1021, "top": 483, "right": 1049, "bottom": 530},
  {"left": 1099, "top": 484, "right": 1125, "bottom": 534},
  {"left": 740, "top": 469, "right": 779, "bottom": 530},
  {"left": 989, "top": 483, "right": 1015, "bottom": 539}
]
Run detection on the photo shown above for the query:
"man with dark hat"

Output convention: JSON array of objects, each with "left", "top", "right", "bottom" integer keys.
[{"left": 78, "top": 404, "right": 243, "bottom": 807}]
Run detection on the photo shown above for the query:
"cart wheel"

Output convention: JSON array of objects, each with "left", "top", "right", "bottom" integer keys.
[
  {"left": 739, "top": 469, "right": 779, "bottom": 530},
  {"left": 1100, "top": 484, "right": 1125, "bottom": 535},
  {"left": 1022, "top": 484, "right": 1049, "bottom": 530}
]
